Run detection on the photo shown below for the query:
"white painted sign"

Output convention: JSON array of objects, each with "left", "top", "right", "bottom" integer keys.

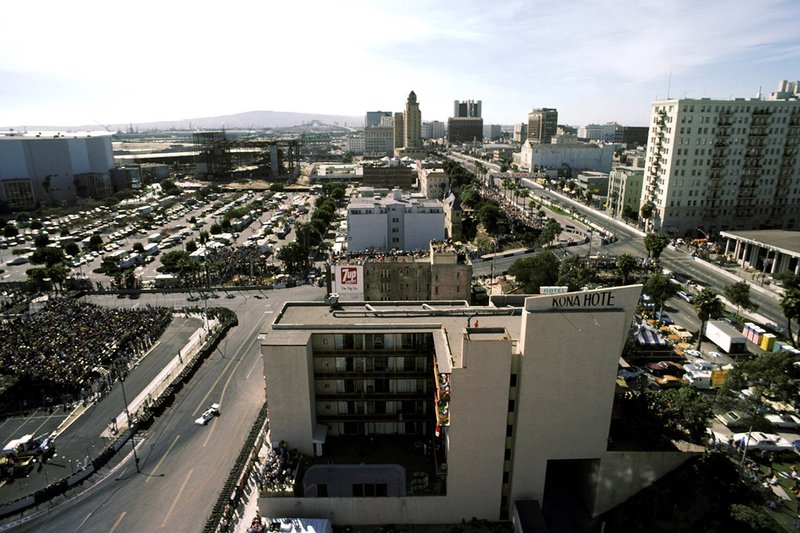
[{"left": 335, "top": 265, "right": 364, "bottom": 294}]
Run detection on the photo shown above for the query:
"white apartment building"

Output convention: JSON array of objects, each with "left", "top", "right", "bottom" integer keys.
[
  {"left": 422, "top": 121, "right": 446, "bottom": 140},
  {"left": 258, "top": 286, "right": 689, "bottom": 524},
  {"left": 0, "top": 131, "right": 115, "bottom": 209},
  {"left": 578, "top": 122, "right": 623, "bottom": 142},
  {"left": 517, "top": 141, "right": 613, "bottom": 175},
  {"left": 641, "top": 80, "right": 800, "bottom": 235},
  {"left": 417, "top": 168, "right": 449, "bottom": 199},
  {"left": 346, "top": 189, "right": 445, "bottom": 252}
]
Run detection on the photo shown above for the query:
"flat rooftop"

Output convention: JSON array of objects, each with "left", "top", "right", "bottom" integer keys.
[
  {"left": 266, "top": 301, "right": 523, "bottom": 369},
  {"left": 720, "top": 230, "right": 800, "bottom": 256}
]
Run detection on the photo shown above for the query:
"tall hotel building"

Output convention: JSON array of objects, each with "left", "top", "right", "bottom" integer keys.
[
  {"left": 641, "top": 80, "right": 800, "bottom": 235},
  {"left": 257, "top": 286, "right": 690, "bottom": 524}
]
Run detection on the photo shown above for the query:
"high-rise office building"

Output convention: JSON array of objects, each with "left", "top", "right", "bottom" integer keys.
[
  {"left": 422, "top": 121, "right": 446, "bottom": 139},
  {"left": 640, "top": 80, "right": 800, "bottom": 235},
  {"left": 447, "top": 117, "right": 483, "bottom": 144},
  {"left": 366, "top": 111, "right": 393, "bottom": 128},
  {"left": 527, "top": 108, "right": 558, "bottom": 144},
  {"left": 453, "top": 100, "right": 482, "bottom": 118},
  {"left": 404, "top": 91, "right": 422, "bottom": 149},
  {"left": 393, "top": 112, "right": 405, "bottom": 150}
]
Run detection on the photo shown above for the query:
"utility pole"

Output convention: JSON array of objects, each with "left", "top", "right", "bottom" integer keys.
[{"left": 114, "top": 358, "right": 140, "bottom": 473}]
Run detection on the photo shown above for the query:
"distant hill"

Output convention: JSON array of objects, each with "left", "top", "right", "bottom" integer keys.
[{"left": 4, "top": 110, "right": 365, "bottom": 132}]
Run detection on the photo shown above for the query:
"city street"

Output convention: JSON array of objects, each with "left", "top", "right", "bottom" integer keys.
[{"left": 5, "top": 285, "right": 324, "bottom": 532}]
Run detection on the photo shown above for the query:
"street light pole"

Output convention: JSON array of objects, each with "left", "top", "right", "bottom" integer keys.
[{"left": 115, "top": 359, "right": 140, "bottom": 473}]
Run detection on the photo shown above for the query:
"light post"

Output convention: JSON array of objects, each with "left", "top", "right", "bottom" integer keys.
[{"left": 114, "top": 358, "right": 140, "bottom": 473}]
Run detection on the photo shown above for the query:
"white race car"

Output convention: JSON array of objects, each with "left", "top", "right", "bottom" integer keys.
[{"left": 195, "top": 403, "right": 221, "bottom": 425}]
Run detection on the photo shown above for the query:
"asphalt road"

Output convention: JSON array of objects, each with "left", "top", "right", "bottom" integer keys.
[
  {"left": 521, "top": 182, "right": 789, "bottom": 333},
  {"left": 8, "top": 284, "right": 324, "bottom": 532},
  {"left": 0, "top": 316, "right": 202, "bottom": 502}
]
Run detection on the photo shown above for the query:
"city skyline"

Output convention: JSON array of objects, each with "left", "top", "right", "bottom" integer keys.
[{"left": 1, "top": 0, "right": 799, "bottom": 128}]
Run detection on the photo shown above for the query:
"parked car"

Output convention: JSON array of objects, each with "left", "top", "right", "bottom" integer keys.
[
  {"left": 676, "top": 291, "right": 694, "bottom": 303},
  {"left": 652, "top": 375, "right": 688, "bottom": 388},
  {"left": 195, "top": 403, "right": 221, "bottom": 425},
  {"left": 684, "top": 360, "right": 717, "bottom": 373},
  {"left": 654, "top": 312, "right": 674, "bottom": 325},
  {"left": 716, "top": 410, "right": 750, "bottom": 429},
  {"left": 647, "top": 361, "right": 686, "bottom": 377},
  {"left": 669, "top": 324, "right": 693, "bottom": 341},
  {"left": 732, "top": 432, "right": 793, "bottom": 452},
  {"left": 764, "top": 413, "right": 800, "bottom": 430}
]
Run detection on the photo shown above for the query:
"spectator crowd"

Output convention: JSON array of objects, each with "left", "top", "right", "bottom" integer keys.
[{"left": 0, "top": 297, "right": 171, "bottom": 406}]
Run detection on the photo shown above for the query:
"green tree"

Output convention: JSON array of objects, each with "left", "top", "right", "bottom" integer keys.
[
  {"left": 88, "top": 234, "right": 103, "bottom": 251},
  {"left": 774, "top": 272, "right": 800, "bottom": 290},
  {"left": 557, "top": 255, "right": 595, "bottom": 291},
  {"left": 640, "top": 201, "right": 655, "bottom": 226},
  {"left": 693, "top": 288, "right": 724, "bottom": 349},
  {"left": 643, "top": 232, "right": 670, "bottom": 261},
  {"left": 724, "top": 281, "right": 758, "bottom": 321},
  {"left": 29, "top": 220, "right": 43, "bottom": 230},
  {"left": 536, "top": 218, "right": 562, "bottom": 248},
  {"left": 721, "top": 351, "right": 798, "bottom": 407},
  {"left": 615, "top": 253, "right": 639, "bottom": 285},
  {"left": 209, "top": 223, "right": 222, "bottom": 235},
  {"left": 63, "top": 241, "right": 80, "bottom": 257},
  {"left": 133, "top": 242, "right": 145, "bottom": 253},
  {"left": 644, "top": 271, "right": 677, "bottom": 317},
  {"left": 185, "top": 240, "right": 198, "bottom": 253},
  {"left": 3, "top": 225, "right": 18, "bottom": 238},
  {"left": 662, "top": 387, "right": 713, "bottom": 443},
  {"left": 30, "top": 247, "right": 64, "bottom": 267},
  {"left": 198, "top": 230, "right": 210, "bottom": 244},
  {"left": 621, "top": 205, "right": 638, "bottom": 222},
  {"left": 277, "top": 241, "right": 310, "bottom": 277},
  {"left": 330, "top": 184, "right": 346, "bottom": 200},
  {"left": 478, "top": 203, "right": 504, "bottom": 234},
  {"left": 508, "top": 251, "right": 560, "bottom": 293},
  {"left": 33, "top": 234, "right": 50, "bottom": 248},
  {"left": 780, "top": 289, "right": 800, "bottom": 348}
]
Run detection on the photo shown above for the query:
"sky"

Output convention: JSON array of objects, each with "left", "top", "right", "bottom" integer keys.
[{"left": 1, "top": 0, "right": 799, "bottom": 128}]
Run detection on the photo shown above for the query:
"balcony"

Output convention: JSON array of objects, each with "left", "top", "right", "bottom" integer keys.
[
  {"left": 433, "top": 358, "right": 450, "bottom": 427},
  {"left": 315, "top": 370, "right": 430, "bottom": 379}
]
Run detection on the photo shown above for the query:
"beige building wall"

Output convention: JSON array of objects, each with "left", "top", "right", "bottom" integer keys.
[
  {"left": 393, "top": 112, "right": 405, "bottom": 149},
  {"left": 510, "top": 286, "right": 641, "bottom": 504},
  {"left": 418, "top": 169, "right": 449, "bottom": 199},
  {"left": 445, "top": 328, "right": 513, "bottom": 521},
  {"left": 262, "top": 337, "right": 317, "bottom": 456}
]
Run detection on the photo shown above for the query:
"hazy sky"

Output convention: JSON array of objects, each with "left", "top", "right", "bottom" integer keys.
[{"left": 2, "top": 0, "right": 799, "bottom": 128}]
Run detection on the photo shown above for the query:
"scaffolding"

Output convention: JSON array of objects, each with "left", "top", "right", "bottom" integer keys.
[{"left": 193, "top": 131, "right": 301, "bottom": 181}]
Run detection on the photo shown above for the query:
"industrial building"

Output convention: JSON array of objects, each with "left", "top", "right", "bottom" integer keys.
[
  {"left": 258, "top": 286, "right": 686, "bottom": 524},
  {"left": 516, "top": 141, "right": 614, "bottom": 175},
  {"left": 640, "top": 80, "right": 800, "bottom": 235},
  {"left": 0, "top": 131, "right": 115, "bottom": 209}
]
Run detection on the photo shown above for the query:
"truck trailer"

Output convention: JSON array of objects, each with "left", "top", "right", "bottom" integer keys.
[{"left": 704, "top": 320, "right": 747, "bottom": 354}]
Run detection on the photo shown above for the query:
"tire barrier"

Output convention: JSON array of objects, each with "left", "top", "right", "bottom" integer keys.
[
  {"left": 203, "top": 403, "right": 269, "bottom": 533},
  {"left": 0, "top": 306, "right": 238, "bottom": 520}
]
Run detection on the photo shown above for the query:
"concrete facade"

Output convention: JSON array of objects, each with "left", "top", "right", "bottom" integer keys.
[
  {"left": 607, "top": 166, "right": 644, "bottom": 218},
  {"left": 364, "top": 126, "right": 394, "bottom": 158},
  {"left": 641, "top": 80, "right": 800, "bottom": 235},
  {"left": 258, "top": 286, "right": 656, "bottom": 524},
  {"left": 346, "top": 189, "right": 445, "bottom": 252},
  {"left": 720, "top": 229, "right": 800, "bottom": 276},
  {"left": 518, "top": 141, "right": 613, "bottom": 175},
  {"left": 0, "top": 131, "right": 115, "bottom": 208},
  {"left": 417, "top": 168, "right": 449, "bottom": 199},
  {"left": 404, "top": 92, "right": 422, "bottom": 150}
]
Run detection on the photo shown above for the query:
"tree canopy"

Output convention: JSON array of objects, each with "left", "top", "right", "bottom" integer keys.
[
  {"left": 508, "top": 251, "right": 559, "bottom": 293},
  {"left": 643, "top": 271, "right": 677, "bottom": 316},
  {"left": 643, "top": 232, "right": 670, "bottom": 261},
  {"left": 724, "top": 281, "right": 758, "bottom": 320},
  {"left": 693, "top": 288, "right": 725, "bottom": 349},
  {"left": 780, "top": 289, "right": 800, "bottom": 348}
]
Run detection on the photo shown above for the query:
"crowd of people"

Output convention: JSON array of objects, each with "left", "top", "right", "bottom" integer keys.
[
  {"left": 258, "top": 441, "right": 301, "bottom": 493},
  {"left": 0, "top": 297, "right": 171, "bottom": 405}
]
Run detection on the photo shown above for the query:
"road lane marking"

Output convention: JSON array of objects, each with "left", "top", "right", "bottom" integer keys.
[
  {"left": 193, "top": 309, "right": 269, "bottom": 415},
  {"left": 108, "top": 511, "right": 126, "bottom": 533},
  {"left": 145, "top": 434, "right": 180, "bottom": 483},
  {"left": 77, "top": 511, "right": 93, "bottom": 530},
  {"left": 161, "top": 468, "right": 193, "bottom": 528},
  {"left": 245, "top": 354, "right": 262, "bottom": 380}
]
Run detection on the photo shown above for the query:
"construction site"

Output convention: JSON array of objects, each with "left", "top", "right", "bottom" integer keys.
[{"left": 193, "top": 131, "right": 301, "bottom": 181}]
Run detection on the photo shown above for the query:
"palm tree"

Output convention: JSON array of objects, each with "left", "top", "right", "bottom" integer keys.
[{"left": 693, "top": 288, "right": 725, "bottom": 349}]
